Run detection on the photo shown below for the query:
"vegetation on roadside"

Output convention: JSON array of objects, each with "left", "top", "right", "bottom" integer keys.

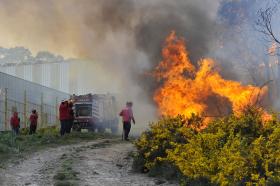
[
  {"left": 54, "top": 155, "right": 80, "bottom": 186},
  {"left": 53, "top": 139, "right": 114, "bottom": 186},
  {"left": 0, "top": 126, "right": 113, "bottom": 167},
  {"left": 134, "top": 107, "right": 280, "bottom": 185}
]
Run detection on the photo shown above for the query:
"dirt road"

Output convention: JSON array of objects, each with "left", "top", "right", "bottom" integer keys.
[{"left": 0, "top": 139, "right": 177, "bottom": 186}]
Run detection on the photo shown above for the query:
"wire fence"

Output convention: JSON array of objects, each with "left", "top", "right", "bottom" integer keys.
[
  {"left": 0, "top": 71, "right": 69, "bottom": 131},
  {"left": 0, "top": 88, "right": 60, "bottom": 131}
]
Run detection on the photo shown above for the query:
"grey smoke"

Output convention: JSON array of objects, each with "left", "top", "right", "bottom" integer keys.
[{"left": 0, "top": 0, "right": 221, "bottom": 131}]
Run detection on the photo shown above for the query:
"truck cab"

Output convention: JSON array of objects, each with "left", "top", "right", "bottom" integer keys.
[
  {"left": 71, "top": 94, "right": 94, "bottom": 131},
  {"left": 71, "top": 93, "right": 118, "bottom": 133}
]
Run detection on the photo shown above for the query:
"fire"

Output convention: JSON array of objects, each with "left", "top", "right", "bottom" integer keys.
[
  {"left": 268, "top": 42, "right": 277, "bottom": 55},
  {"left": 153, "top": 31, "right": 267, "bottom": 120}
]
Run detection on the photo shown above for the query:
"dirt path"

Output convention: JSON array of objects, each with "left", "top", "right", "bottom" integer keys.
[{"left": 0, "top": 139, "right": 177, "bottom": 186}]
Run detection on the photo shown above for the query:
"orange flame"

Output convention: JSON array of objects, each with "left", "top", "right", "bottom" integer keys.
[
  {"left": 268, "top": 42, "right": 277, "bottom": 55},
  {"left": 153, "top": 31, "right": 267, "bottom": 120}
]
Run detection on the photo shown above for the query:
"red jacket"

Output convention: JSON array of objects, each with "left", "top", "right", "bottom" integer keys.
[
  {"left": 119, "top": 107, "right": 134, "bottom": 123},
  {"left": 29, "top": 113, "right": 38, "bottom": 126},
  {"left": 10, "top": 114, "right": 20, "bottom": 128},
  {"left": 59, "top": 102, "right": 69, "bottom": 121},
  {"left": 68, "top": 108, "right": 74, "bottom": 120}
]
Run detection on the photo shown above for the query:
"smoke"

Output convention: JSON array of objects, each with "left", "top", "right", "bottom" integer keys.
[{"left": 0, "top": 0, "right": 221, "bottom": 132}]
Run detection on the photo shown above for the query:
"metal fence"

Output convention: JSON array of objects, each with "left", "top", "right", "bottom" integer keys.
[{"left": 0, "top": 72, "right": 69, "bottom": 131}]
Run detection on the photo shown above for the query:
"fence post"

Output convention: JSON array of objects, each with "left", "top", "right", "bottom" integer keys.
[
  {"left": 56, "top": 97, "right": 58, "bottom": 126},
  {"left": 24, "top": 90, "right": 27, "bottom": 128},
  {"left": 40, "top": 93, "right": 44, "bottom": 128},
  {"left": 4, "top": 88, "right": 7, "bottom": 130}
]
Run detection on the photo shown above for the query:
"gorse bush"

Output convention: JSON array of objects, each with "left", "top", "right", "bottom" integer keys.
[{"left": 134, "top": 107, "right": 280, "bottom": 185}]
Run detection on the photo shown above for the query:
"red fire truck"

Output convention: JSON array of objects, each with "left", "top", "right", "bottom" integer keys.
[{"left": 70, "top": 93, "right": 119, "bottom": 133}]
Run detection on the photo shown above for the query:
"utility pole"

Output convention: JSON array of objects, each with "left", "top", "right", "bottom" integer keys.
[
  {"left": 24, "top": 90, "right": 27, "bottom": 128},
  {"left": 56, "top": 97, "right": 58, "bottom": 126},
  {"left": 4, "top": 88, "right": 7, "bottom": 130},
  {"left": 40, "top": 93, "right": 44, "bottom": 128}
]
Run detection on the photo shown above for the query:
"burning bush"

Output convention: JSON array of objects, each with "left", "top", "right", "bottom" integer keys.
[
  {"left": 134, "top": 108, "right": 280, "bottom": 185},
  {"left": 153, "top": 31, "right": 268, "bottom": 123}
]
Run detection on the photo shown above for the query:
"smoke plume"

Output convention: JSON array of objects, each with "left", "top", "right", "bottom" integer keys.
[{"left": 0, "top": 0, "right": 221, "bottom": 132}]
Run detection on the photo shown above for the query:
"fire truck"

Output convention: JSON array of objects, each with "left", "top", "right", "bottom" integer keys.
[{"left": 70, "top": 93, "right": 119, "bottom": 133}]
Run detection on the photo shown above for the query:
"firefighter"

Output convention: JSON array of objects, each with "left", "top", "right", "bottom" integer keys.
[
  {"left": 66, "top": 102, "right": 74, "bottom": 134},
  {"left": 59, "top": 101, "right": 69, "bottom": 136},
  {"left": 29, "top": 110, "right": 38, "bottom": 134},
  {"left": 10, "top": 112, "right": 20, "bottom": 135},
  {"left": 119, "top": 102, "right": 135, "bottom": 141}
]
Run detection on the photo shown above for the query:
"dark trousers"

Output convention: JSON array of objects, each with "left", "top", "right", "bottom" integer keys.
[
  {"left": 12, "top": 127, "right": 19, "bottom": 135},
  {"left": 60, "top": 120, "right": 67, "bottom": 136},
  {"left": 29, "top": 124, "right": 37, "bottom": 134},
  {"left": 66, "top": 119, "right": 73, "bottom": 134},
  {"left": 123, "top": 122, "right": 131, "bottom": 140}
]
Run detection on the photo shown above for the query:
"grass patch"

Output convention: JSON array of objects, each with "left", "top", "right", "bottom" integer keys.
[
  {"left": 53, "top": 155, "right": 80, "bottom": 186},
  {"left": 0, "top": 126, "right": 116, "bottom": 167}
]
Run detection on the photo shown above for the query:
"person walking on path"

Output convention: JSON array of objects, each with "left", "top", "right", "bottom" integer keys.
[
  {"left": 29, "top": 110, "right": 38, "bottom": 134},
  {"left": 59, "top": 101, "right": 69, "bottom": 136},
  {"left": 10, "top": 112, "right": 20, "bottom": 135},
  {"left": 119, "top": 102, "right": 135, "bottom": 141}
]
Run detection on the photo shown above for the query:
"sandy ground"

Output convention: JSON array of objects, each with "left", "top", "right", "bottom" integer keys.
[{"left": 0, "top": 139, "right": 177, "bottom": 186}]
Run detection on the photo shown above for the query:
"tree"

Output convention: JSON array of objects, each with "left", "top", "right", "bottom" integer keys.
[{"left": 256, "top": 3, "right": 280, "bottom": 54}]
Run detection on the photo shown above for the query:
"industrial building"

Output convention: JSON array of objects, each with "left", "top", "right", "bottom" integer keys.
[
  {"left": 0, "top": 62, "right": 70, "bottom": 93},
  {"left": 0, "top": 47, "right": 74, "bottom": 93}
]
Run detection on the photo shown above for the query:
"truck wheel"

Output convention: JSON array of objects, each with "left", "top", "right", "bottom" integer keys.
[
  {"left": 98, "top": 127, "right": 105, "bottom": 133},
  {"left": 88, "top": 123, "right": 96, "bottom": 132},
  {"left": 72, "top": 124, "right": 81, "bottom": 132},
  {"left": 89, "top": 127, "right": 96, "bottom": 132},
  {"left": 73, "top": 127, "right": 81, "bottom": 132},
  {"left": 111, "top": 126, "right": 118, "bottom": 134}
]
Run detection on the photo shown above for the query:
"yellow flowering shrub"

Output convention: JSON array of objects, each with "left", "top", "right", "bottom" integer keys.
[{"left": 134, "top": 108, "right": 280, "bottom": 185}]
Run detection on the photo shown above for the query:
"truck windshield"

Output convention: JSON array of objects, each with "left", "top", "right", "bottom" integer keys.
[{"left": 75, "top": 104, "right": 92, "bottom": 117}]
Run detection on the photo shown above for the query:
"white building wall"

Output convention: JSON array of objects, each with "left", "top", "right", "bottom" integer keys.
[
  {"left": 5, "top": 66, "right": 16, "bottom": 76},
  {"left": 60, "top": 62, "right": 70, "bottom": 93},
  {"left": 0, "top": 62, "right": 71, "bottom": 93},
  {"left": 41, "top": 64, "right": 51, "bottom": 87},
  {"left": 24, "top": 65, "right": 33, "bottom": 81}
]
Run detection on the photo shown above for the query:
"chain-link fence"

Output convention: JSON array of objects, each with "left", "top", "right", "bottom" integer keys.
[{"left": 0, "top": 72, "right": 69, "bottom": 131}]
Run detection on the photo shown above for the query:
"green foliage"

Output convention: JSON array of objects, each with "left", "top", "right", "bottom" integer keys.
[
  {"left": 54, "top": 158, "right": 79, "bottom": 186},
  {"left": 134, "top": 108, "right": 280, "bottom": 185}
]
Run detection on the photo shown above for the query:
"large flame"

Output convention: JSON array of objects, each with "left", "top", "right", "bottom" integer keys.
[{"left": 153, "top": 31, "right": 267, "bottom": 119}]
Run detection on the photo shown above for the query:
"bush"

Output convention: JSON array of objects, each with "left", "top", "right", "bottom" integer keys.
[{"left": 134, "top": 108, "right": 280, "bottom": 185}]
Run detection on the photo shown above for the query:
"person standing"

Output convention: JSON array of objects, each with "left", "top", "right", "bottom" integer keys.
[
  {"left": 29, "top": 110, "right": 38, "bottom": 134},
  {"left": 66, "top": 102, "right": 74, "bottom": 134},
  {"left": 119, "top": 102, "right": 135, "bottom": 141},
  {"left": 10, "top": 112, "right": 20, "bottom": 135},
  {"left": 59, "top": 101, "right": 69, "bottom": 136}
]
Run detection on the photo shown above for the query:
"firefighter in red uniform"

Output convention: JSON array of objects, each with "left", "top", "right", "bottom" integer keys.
[
  {"left": 59, "top": 101, "right": 69, "bottom": 136},
  {"left": 10, "top": 112, "right": 20, "bottom": 135},
  {"left": 66, "top": 102, "right": 74, "bottom": 134},
  {"left": 29, "top": 110, "right": 38, "bottom": 134},
  {"left": 119, "top": 102, "right": 135, "bottom": 141}
]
